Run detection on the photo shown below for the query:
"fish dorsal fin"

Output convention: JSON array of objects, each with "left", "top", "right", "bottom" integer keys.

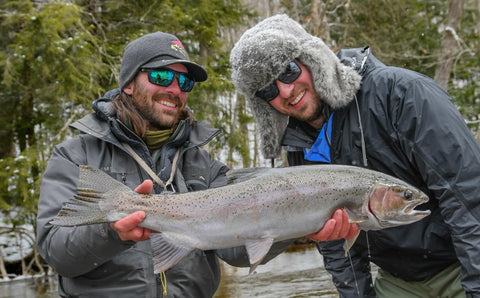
[
  {"left": 150, "top": 233, "right": 194, "bottom": 274},
  {"left": 226, "top": 167, "right": 270, "bottom": 184},
  {"left": 244, "top": 237, "right": 274, "bottom": 274}
]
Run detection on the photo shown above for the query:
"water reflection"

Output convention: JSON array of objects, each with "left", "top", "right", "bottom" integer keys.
[
  {"left": 0, "top": 276, "right": 59, "bottom": 298},
  {"left": 214, "top": 244, "right": 339, "bottom": 298}
]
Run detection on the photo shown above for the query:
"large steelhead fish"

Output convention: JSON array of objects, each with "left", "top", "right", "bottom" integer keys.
[{"left": 51, "top": 164, "right": 430, "bottom": 274}]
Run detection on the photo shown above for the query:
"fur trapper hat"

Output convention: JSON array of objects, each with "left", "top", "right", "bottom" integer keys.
[{"left": 230, "top": 14, "right": 361, "bottom": 158}]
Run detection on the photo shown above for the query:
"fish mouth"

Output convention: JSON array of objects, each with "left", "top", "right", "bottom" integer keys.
[
  {"left": 369, "top": 193, "right": 431, "bottom": 226},
  {"left": 403, "top": 195, "right": 431, "bottom": 217}
]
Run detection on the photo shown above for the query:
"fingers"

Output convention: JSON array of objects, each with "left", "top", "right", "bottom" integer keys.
[
  {"left": 345, "top": 222, "right": 360, "bottom": 241},
  {"left": 306, "top": 219, "right": 336, "bottom": 241},
  {"left": 134, "top": 180, "right": 153, "bottom": 194},
  {"left": 329, "top": 209, "right": 345, "bottom": 239},
  {"left": 110, "top": 211, "right": 150, "bottom": 241}
]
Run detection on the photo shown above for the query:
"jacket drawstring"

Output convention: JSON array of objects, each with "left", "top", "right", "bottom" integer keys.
[
  {"left": 122, "top": 142, "right": 180, "bottom": 192},
  {"left": 354, "top": 95, "right": 368, "bottom": 167}
]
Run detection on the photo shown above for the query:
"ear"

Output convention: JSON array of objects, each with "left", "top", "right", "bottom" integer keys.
[{"left": 123, "top": 81, "right": 134, "bottom": 95}]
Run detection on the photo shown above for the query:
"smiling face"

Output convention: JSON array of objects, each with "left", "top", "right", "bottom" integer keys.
[
  {"left": 123, "top": 63, "right": 188, "bottom": 130},
  {"left": 268, "top": 61, "right": 325, "bottom": 129}
]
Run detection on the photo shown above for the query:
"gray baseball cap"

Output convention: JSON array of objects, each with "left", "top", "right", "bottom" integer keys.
[{"left": 119, "top": 32, "right": 207, "bottom": 90}]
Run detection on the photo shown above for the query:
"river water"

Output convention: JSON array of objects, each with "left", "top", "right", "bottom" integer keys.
[
  {"left": 1, "top": 244, "right": 375, "bottom": 297},
  {"left": 214, "top": 244, "right": 339, "bottom": 297}
]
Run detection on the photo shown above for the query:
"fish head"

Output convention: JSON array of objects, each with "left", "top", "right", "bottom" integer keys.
[{"left": 367, "top": 183, "right": 431, "bottom": 228}]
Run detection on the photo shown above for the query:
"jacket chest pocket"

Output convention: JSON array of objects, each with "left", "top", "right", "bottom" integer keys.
[{"left": 182, "top": 165, "right": 210, "bottom": 191}]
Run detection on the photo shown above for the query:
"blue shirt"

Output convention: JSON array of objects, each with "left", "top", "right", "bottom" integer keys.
[{"left": 303, "top": 114, "right": 333, "bottom": 163}]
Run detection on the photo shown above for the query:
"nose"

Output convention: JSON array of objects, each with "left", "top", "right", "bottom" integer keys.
[{"left": 276, "top": 80, "right": 295, "bottom": 99}]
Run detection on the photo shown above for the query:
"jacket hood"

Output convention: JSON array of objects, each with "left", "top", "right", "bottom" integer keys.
[
  {"left": 230, "top": 14, "right": 362, "bottom": 158},
  {"left": 92, "top": 88, "right": 121, "bottom": 121}
]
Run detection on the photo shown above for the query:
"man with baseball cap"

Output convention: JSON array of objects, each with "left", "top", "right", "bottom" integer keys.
[
  {"left": 36, "top": 31, "right": 355, "bottom": 297},
  {"left": 36, "top": 31, "right": 225, "bottom": 297}
]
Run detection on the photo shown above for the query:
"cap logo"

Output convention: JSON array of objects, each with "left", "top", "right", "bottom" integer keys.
[{"left": 171, "top": 40, "right": 187, "bottom": 58}]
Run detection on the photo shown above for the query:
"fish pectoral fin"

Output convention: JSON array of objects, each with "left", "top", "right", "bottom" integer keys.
[
  {"left": 342, "top": 230, "right": 360, "bottom": 256},
  {"left": 244, "top": 237, "right": 274, "bottom": 274},
  {"left": 344, "top": 208, "right": 368, "bottom": 223},
  {"left": 150, "top": 233, "right": 194, "bottom": 274}
]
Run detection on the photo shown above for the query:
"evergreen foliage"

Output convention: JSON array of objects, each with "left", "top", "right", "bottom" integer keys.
[{"left": 0, "top": 0, "right": 478, "bottom": 228}]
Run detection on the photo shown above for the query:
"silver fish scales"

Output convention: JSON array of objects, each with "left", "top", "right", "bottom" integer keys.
[{"left": 51, "top": 164, "right": 430, "bottom": 274}]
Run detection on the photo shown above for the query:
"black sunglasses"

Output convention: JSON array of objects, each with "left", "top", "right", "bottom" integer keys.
[
  {"left": 141, "top": 68, "right": 195, "bottom": 92},
  {"left": 255, "top": 60, "right": 302, "bottom": 102}
]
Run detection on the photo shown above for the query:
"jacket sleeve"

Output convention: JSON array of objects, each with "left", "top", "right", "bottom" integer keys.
[
  {"left": 316, "top": 239, "right": 376, "bottom": 297},
  {"left": 36, "top": 139, "right": 134, "bottom": 278},
  {"left": 394, "top": 76, "right": 480, "bottom": 296}
]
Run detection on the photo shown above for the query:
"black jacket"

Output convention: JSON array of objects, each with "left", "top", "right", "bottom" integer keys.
[{"left": 283, "top": 48, "right": 480, "bottom": 297}]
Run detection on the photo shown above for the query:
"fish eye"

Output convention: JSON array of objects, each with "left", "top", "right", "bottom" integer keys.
[{"left": 403, "top": 190, "right": 413, "bottom": 200}]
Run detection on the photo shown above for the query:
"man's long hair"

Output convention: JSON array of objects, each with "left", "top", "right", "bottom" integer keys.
[{"left": 112, "top": 92, "right": 194, "bottom": 138}]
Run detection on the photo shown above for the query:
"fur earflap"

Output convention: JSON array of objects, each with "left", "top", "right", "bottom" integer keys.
[{"left": 230, "top": 14, "right": 362, "bottom": 159}]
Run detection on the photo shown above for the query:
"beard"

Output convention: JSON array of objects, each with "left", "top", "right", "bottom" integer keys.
[
  {"left": 302, "top": 100, "right": 323, "bottom": 123},
  {"left": 132, "top": 87, "right": 183, "bottom": 130}
]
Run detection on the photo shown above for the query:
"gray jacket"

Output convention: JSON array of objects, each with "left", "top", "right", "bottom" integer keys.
[{"left": 36, "top": 89, "right": 288, "bottom": 297}]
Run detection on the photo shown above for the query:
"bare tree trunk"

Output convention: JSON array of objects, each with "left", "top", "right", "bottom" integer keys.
[
  {"left": 434, "top": 0, "right": 465, "bottom": 88},
  {"left": 0, "top": 247, "right": 7, "bottom": 279},
  {"left": 310, "top": 0, "right": 332, "bottom": 44}
]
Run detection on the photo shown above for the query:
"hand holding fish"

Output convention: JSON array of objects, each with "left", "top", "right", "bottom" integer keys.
[
  {"left": 110, "top": 180, "right": 157, "bottom": 242},
  {"left": 306, "top": 209, "right": 359, "bottom": 242}
]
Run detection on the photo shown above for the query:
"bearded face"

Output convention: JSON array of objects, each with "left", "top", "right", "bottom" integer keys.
[
  {"left": 123, "top": 63, "right": 189, "bottom": 131},
  {"left": 132, "top": 85, "right": 185, "bottom": 130}
]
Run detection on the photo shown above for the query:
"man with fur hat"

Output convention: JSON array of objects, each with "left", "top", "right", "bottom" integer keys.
[{"left": 230, "top": 14, "right": 480, "bottom": 298}]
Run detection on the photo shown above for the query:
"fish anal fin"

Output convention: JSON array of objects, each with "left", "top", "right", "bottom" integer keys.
[
  {"left": 244, "top": 237, "right": 274, "bottom": 274},
  {"left": 344, "top": 208, "right": 368, "bottom": 223},
  {"left": 150, "top": 233, "right": 194, "bottom": 274},
  {"left": 343, "top": 230, "right": 360, "bottom": 256}
]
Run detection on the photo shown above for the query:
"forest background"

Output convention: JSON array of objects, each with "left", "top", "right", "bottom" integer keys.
[{"left": 0, "top": 0, "right": 479, "bottom": 276}]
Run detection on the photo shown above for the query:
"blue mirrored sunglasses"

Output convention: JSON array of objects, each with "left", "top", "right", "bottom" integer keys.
[
  {"left": 255, "top": 60, "right": 302, "bottom": 102},
  {"left": 141, "top": 68, "right": 195, "bottom": 92}
]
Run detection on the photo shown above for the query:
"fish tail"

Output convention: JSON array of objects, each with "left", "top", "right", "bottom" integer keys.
[
  {"left": 51, "top": 189, "right": 110, "bottom": 226},
  {"left": 51, "top": 165, "right": 131, "bottom": 226}
]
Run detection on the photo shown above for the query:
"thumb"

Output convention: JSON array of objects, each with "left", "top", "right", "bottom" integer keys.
[{"left": 134, "top": 180, "right": 153, "bottom": 194}]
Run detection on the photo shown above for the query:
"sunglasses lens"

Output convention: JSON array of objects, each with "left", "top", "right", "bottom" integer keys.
[
  {"left": 177, "top": 74, "right": 195, "bottom": 92},
  {"left": 148, "top": 69, "right": 174, "bottom": 87},
  {"left": 255, "top": 61, "right": 301, "bottom": 102},
  {"left": 278, "top": 61, "right": 301, "bottom": 84},
  {"left": 255, "top": 84, "right": 279, "bottom": 102},
  {"left": 146, "top": 69, "right": 194, "bottom": 92}
]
